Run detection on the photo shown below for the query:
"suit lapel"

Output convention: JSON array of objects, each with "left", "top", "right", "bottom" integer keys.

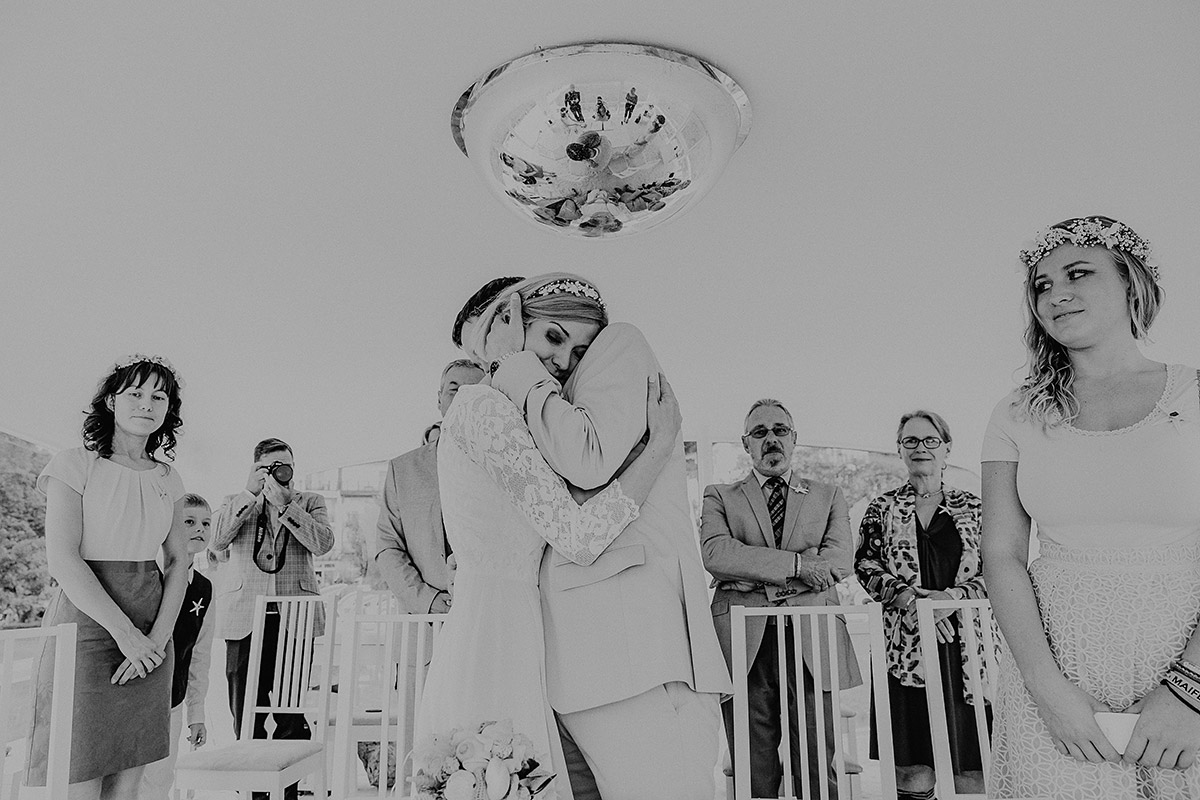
[
  {"left": 738, "top": 476, "right": 776, "bottom": 548},
  {"left": 780, "top": 477, "right": 807, "bottom": 552}
]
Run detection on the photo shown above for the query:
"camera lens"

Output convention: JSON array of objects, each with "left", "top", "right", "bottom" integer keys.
[{"left": 269, "top": 463, "right": 294, "bottom": 485}]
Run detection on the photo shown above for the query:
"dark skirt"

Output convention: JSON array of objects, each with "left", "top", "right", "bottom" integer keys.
[
  {"left": 27, "top": 560, "right": 173, "bottom": 785},
  {"left": 869, "top": 637, "right": 992, "bottom": 771}
]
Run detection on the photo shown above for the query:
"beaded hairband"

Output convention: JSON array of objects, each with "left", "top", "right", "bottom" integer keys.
[
  {"left": 529, "top": 279, "right": 606, "bottom": 311},
  {"left": 1020, "top": 218, "right": 1158, "bottom": 282},
  {"left": 111, "top": 353, "right": 185, "bottom": 389}
]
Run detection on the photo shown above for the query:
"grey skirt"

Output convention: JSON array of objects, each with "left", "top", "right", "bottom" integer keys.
[{"left": 27, "top": 560, "right": 173, "bottom": 785}]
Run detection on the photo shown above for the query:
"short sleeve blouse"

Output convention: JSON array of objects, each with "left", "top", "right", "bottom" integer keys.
[
  {"left": 38, "top": 446, "right": 185, "bottom": 561},
  {"left": 981, "top": 363, "right": 1200, "bottom": 550}
]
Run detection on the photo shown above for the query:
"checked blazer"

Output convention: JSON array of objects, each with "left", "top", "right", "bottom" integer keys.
[{"left": 210, "top": 488, "right": 335, "bottom": 640}]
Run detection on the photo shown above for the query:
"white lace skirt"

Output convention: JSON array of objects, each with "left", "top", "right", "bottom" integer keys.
[{"left": 990, "top": 540, "right": 1200, "bottom": 799}]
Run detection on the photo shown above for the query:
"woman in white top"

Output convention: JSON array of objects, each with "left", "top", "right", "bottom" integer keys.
[
  {"left": 30, "top": 355, "right": 190, "bottom": 800},
  {"left": 981, "top": 217, "right": 1200, "bottom": 798}
]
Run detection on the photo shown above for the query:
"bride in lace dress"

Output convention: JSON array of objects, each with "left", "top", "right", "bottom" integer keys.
[{"left": 416, "top": 344, "right": 680, "bottom": 800}]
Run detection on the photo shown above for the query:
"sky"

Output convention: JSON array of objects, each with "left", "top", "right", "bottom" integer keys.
[{"left": 2, "top": 3, "right": 1199, "bottom": 504}]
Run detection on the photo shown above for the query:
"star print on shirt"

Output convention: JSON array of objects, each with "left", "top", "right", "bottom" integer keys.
[{"left": 190, "top": 598, "right": 205, "bottom": 617}]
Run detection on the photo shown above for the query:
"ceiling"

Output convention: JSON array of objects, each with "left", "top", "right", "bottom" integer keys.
[{"left": 2, "top": 2, "right": 1199, "bottom": 501}]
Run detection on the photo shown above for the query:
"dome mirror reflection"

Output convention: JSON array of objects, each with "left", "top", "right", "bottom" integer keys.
[{"left": 452, "top": 43, "right": 751, "bottom": 239}]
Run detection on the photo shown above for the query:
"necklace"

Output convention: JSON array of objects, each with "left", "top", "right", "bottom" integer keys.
[{"left": 911, "top": 484, "right": 943, "bottom": 500}]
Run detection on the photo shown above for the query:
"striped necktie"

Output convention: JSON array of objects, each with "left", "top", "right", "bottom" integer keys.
[{"left": 765, "top": 476, "right": 786, "bottom": 548}]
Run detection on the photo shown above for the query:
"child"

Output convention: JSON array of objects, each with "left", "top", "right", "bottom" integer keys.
[{"left": 139, "top": 493, "right": 215, "bottom": 799}]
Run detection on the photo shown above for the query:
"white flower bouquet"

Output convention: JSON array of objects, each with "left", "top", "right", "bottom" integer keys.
[{"left": 411, "top": 719, "right": 554, "bottom": 800}]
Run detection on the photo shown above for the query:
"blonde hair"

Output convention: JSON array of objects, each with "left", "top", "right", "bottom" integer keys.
[
  {"left": 1016, "top": 217, "right": 1163, "bottom": 424},
  {"left": 465, "top": 272, "right": 607, "bottom": 363}
]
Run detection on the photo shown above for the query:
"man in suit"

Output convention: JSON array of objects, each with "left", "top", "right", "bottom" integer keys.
[
  {"left": 374, "top": 358, "right": 484, "bottom": 613},
  {"left": 211, "top": 437, "right": 334, "bottom": 800},
  {"left": 488, "top": 302, "right": 732, "bottom": 800},
  {"left": 700, "top": 398, "right": 862, "bottom": 800}
]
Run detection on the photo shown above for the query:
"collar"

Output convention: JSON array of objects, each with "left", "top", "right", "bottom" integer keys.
[
  {"left": 752, "top": 468, "right": 792, "bottom": 487},
  {"left": 751, "top": 469, "right": 809, "bottom": 494}
]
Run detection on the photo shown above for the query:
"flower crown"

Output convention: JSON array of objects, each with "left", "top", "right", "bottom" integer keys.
[
  {"left": 1020, "top": 218, "right": 1158, "bottom": 282},
  {"left": 529, "top": 278, "right": 606, "bottom": 311},
  {"left": 111, "top": 353, "right": 185, "bottom": 389}
]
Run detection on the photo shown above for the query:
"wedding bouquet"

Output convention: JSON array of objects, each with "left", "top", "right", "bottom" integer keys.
[{"left": 411, "top": 719, "right": 555, "bottom": 800}]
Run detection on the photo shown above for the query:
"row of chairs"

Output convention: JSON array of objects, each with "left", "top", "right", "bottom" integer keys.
[{"left": 1, "top": 594, "right": 1001, "bottom": 800}]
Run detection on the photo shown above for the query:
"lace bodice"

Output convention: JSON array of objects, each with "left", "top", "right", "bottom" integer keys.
[{"left": 438, "top": 384, "right": 639, "bottom": 580}]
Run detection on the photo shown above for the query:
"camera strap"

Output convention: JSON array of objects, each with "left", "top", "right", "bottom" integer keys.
[{"left": 252, "top": 502, "right": 289, "bottom": 574}]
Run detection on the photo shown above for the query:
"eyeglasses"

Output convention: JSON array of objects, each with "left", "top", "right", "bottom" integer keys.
[
  {"left": 899, "top": 436, "right": 944, "bottom": 450},
  {"left": 745, "top": 425, "right": 794, "bottom": 440}
]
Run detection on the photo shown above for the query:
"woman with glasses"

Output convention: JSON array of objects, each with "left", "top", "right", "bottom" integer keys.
[
  {"left": 982, "top": 217, "right": 1200, "bottom": 799},
  {"left": 855, "top": 410, "right": 991, "bottom": 800}
]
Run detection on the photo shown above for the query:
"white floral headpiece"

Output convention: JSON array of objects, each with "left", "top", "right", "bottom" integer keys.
[
  {"left": 112, "top": 353, "right": 185, "bottom": 389},
  {"left": 1020, "top": 218, "right": 1157, "bottom": 282},
  {"left": 529, "top": 278, "right": 606, "bottom": 311}
]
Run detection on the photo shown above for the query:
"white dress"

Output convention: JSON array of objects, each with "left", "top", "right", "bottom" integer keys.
[
  {"left": 982, "top": 364, "right": 1200, "bottom": 799},
  {"left": 416, "top": 384, "right": 642, "bottom": 800}
]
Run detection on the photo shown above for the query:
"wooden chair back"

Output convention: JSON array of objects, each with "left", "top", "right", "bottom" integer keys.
[
  {"left": 730, "top": 603, "right": 896, "bottom": 800},
  {"left": 915, "top": 597, "right": 1001, "bottom": 800},
  {"left": 0, "top": 623, "right": 77, "bottom": 800},
  {"left": 331, "top": 610, "right": 445, "bottom": 798}
]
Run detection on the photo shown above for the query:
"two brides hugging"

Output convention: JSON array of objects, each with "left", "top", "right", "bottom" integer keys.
[{"left": 415, "top": 272, "right": 733, "bottom": 800}]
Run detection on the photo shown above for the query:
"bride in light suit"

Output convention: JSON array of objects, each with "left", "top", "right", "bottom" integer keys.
[
  {"left": 479, "top": 274, "right": 732, "bottom": 800},
  {"left": 416, "top": 275, "right": 683, "bottom": 800}
]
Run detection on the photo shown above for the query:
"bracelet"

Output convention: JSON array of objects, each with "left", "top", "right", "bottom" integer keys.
[
  {"left": 1175, "top": 658, "right": 1200, "bottom": 683},
  {"left": 1165, "top": 668, "right": 1200, "bottom": 709},
  {"left": 1165, "top": 677, "right": 1200, "bottom": 716},
  {"left": 489, "top": 351, "right": 519, "bottom": 377}
]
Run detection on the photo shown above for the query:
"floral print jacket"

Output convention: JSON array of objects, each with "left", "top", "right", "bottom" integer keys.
[{"left": 854, "top": 483, "right": 997, "bottom": 703}]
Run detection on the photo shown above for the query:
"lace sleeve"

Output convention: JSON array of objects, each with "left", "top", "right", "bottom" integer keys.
[{"left": 443, "top": 386, "right": 640, "bottom": 565}]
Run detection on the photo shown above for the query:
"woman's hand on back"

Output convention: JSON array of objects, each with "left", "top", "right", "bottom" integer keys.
[
  {"left": 646, "top": 373, "right": 681, "bottom": 445},
  {"left": 483, "top": 293, "right": 526, "bottom": 364}
]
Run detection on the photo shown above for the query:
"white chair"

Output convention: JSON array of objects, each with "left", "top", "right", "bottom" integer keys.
[
  {"left": 729, "top": 603, "right": 897, "bottom": 800},
  {"left": 330, "top": 609, "right": 445, "bottom": 798},
  {"left": 0, "top": 623, "right": 77, "bottom": 800},
  {"left": 319, "top": 588, "right": 401, "bottom": 790},
  {"left": 915, "top": 598, "right": 1001, "bottom": 800},
  {"left": 173, "top": 594, "right": 335, "bottom": 800}
]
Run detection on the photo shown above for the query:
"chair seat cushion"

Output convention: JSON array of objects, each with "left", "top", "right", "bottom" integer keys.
[{"left": 176, "top": 740, "right": 323, "bottom": 772}]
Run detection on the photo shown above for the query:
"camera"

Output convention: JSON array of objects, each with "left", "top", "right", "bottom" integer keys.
[{"left": 264, "top": 461, "right": 293, "bottom": 485}]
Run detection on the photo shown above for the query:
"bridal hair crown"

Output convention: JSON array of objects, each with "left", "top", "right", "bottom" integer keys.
[
  {"left": 111, "top": 353, "right": 185, "bottom": 389},
  {"left": 1020, "top": 217, "right": 1157, "bottom": 282},
  {"left": 529, "top": 278, "right": 606, "bottom": 311}
]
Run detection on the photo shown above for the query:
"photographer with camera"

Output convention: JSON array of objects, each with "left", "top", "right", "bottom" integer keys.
[{"left": 210, "top": 438, "right": 333, "bottom": 800}]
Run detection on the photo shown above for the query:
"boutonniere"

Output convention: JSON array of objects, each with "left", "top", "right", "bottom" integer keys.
[{"left": 790, "top": 482, "right": 809, "bottom": 495}]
